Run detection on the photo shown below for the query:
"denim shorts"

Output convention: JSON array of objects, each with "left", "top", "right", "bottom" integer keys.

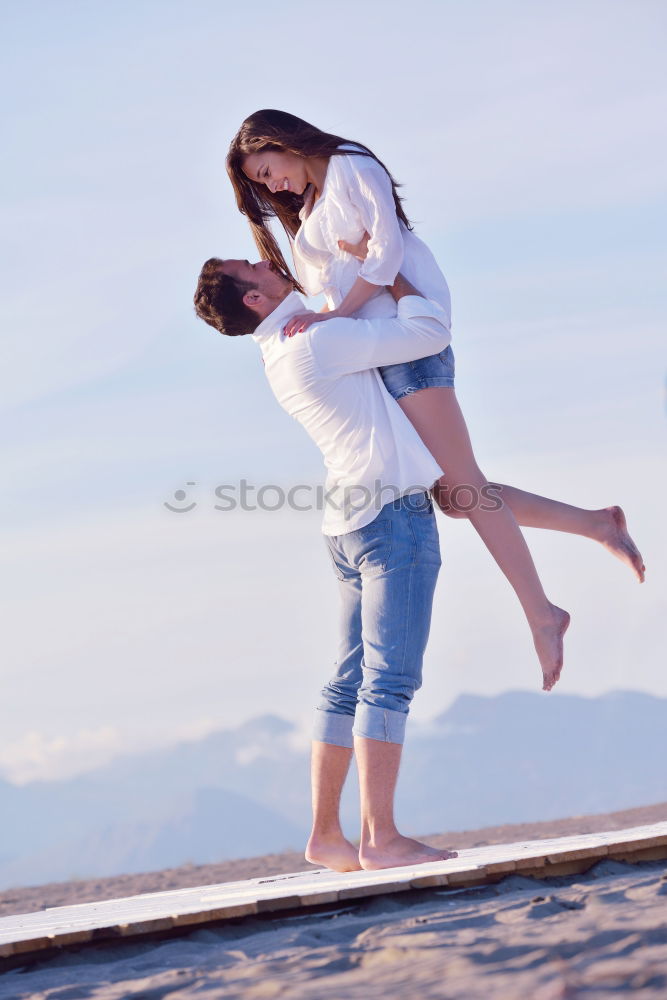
[{"left": 379, "top": 344, "right": 455, "bottom": 401}]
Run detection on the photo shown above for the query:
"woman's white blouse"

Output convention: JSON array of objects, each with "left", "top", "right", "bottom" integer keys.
[{"left": 293, "top": 144, "right": 452, "bottom": 328}]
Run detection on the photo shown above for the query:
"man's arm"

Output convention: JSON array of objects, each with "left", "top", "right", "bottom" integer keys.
[
  {"left": 388, "top": 271, "right": 423, "bottom": 302},
  {"left": 306, "top": 277, "right": 451, "bottom": 378}
]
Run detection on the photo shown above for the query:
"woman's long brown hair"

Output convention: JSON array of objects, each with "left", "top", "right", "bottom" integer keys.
[{"left": 226, "top": 109, "right": 412, "bottom": 292}]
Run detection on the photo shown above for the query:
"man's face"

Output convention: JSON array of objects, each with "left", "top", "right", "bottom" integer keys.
[{"left": 220, "top": 258, "right": 291, "bottom": 304}]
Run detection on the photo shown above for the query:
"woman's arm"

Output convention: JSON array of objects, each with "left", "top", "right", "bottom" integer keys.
[
  {"left": 283, "top": 276, "right": 377, "bottom": 336},
  {"left": 329, "top": 274, "right": 380, "bottom": 317},
  {"left": 284, "top": 235, "right": 377, "bottom": 337},
  {"left": 344, "top": 154, "right": 405, "bottom": 287},
  {"left": 320, "top": 231, "right": 376, "bottom": 316},
  {"left": 283, "top": 155, "right": 405, "bottom": 336}
]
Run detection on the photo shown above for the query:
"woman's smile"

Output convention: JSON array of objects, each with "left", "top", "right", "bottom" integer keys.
[{"left": 241, "top": 150, "right": 309, "bottom": 196}]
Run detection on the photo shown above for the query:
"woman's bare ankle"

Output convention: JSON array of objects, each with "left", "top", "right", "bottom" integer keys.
[{"left": 528, "top": 600, "right": 566, "bottom": 632}]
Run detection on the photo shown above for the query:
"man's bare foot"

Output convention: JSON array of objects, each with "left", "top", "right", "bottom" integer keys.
[
  {"left": 359, "top": 834, "right": 458, "bottom": 871},
  {"left": 532, "top": 605, "right": 571, "bottom": 692},
  {"left": 597, "top": 506, "right": 645, "bottom": 583},
  {"left": 305, "top": 831, "right": 362, "bottom": 872}
]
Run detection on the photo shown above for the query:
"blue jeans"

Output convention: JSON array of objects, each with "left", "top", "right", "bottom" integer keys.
[{"left": 313, "top": 491, "right": 442, "bottom": 747}]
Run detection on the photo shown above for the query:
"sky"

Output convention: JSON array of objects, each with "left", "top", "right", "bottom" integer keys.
[{"left": 1, "top": 0, "right": 666, "bottom": 784}]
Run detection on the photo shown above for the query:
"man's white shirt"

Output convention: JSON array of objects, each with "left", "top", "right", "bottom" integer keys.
[{"left": 251, "top": 290, "right": 451, "bottom": 536}]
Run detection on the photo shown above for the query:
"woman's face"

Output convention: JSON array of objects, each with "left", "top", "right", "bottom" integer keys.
[{"left": 242, "top": 150, "right": 309, "bottom": 196}]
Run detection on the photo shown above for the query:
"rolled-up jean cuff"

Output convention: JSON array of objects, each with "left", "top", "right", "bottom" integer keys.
[
  {"left": 313, "top": 708, "right": 355, "bottom": 748},
  {"left": 352, "top": 703, "right": 407, "bottom": 744}
]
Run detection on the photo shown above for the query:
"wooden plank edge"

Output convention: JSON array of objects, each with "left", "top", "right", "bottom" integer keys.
[
  {"left": 608, "top": 844, "right": 667, "bottom": 864},
  {"left": 3, "top": 832, "right": 667, "bottom": 964},
  {"left": 338, "top": 880, "right": 413, "bottom": 902},
  {"left": 0, "top": 927, "right": 94, "bottom": 959},
  {"left": 608, "top": 834, "right": 667, "bottom": 853}
]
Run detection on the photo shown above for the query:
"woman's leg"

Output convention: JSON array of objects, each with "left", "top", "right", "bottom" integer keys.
[
  {"left": 398, "top": 387, "right": 569, "bottom": 691},
  {"left": 453, "top": 484, "right": 645, "bottom": 583}
]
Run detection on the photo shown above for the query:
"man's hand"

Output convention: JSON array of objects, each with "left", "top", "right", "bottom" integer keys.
[
  {"left": 389, "top": 272, "right": 423, "bottom": 302},
  {"left": 337, "top": 232, "right": 422, "bottom": 301},
  {"left": 338, "top": 231, "right": 370, "bottom": 261}
]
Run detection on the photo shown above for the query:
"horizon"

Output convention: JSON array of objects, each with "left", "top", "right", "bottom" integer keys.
[{"left": 2, "top": 686, "right": 665, "bottom": 786}]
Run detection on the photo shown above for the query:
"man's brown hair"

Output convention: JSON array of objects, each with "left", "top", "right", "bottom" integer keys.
[{"left": 193, "top": 258, "right": 260, "bottom": 337}]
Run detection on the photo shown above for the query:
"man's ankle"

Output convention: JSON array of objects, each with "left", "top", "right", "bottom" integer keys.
[
  {"left": 360, "top": 823, "right": 400, "bottom": 848},
  {"left": 309, "top": 824, "right": 345, "bottom": 841}
]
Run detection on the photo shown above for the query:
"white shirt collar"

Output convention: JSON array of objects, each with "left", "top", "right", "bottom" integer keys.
[{"left": 252, "top": 291, "right": 304, "bottom": 344}]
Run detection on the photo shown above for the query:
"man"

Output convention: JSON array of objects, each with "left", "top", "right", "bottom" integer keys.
[{"left": 193, "top": 257, "right": 458, "bottom": 872}]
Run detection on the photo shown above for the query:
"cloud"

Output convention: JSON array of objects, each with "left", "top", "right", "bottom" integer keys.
[
  {"left": 0, "top": 715, "right": 225, "bottom": 785},
  {"left": 0, "top": 725, "right": 124, "bottom": 784}
]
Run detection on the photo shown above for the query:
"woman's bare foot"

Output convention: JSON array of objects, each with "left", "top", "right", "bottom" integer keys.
[
  {"left": 305, "top": 831, "right": 362, "bottom": 872},
  {"left": 597, "top": 506, "right": 645, "bottom": 583},
  {"left": 359, "top": 834, "right": 458, "bottom": 871},
  {"left": 532, "top": 605, "right": 571, "bottom": 692}
]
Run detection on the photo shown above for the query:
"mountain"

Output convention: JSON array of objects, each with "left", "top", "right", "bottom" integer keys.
[
  {"left": 1, "top": 693, "right": 665, "bottom": 890},
  {"left": 397, "top": 690, "right": 667, "bottom": 833},
  {"left": 0, "top": 786, "right": 305, "bottom": 889}
]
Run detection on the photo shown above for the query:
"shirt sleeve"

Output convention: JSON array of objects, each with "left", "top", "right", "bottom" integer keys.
[
  {"left": 307, "top": 295, "right": 452, "bottom": 378},
  {"left": 343, "top": 154, "right": 405, "bottom": 287}
]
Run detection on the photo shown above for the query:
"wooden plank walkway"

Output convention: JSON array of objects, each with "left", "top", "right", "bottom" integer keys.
[{"left": 1, "top": 822, "right": 666, "bottom": 963}]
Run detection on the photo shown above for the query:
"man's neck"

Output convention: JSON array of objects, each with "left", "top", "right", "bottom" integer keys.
[{"left": 254, "top": 288, "right": 299, "bottom": 329}]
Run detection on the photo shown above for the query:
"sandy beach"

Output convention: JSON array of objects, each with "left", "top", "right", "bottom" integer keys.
[
  {"left": 1, "top": 802, "right": 666, "bottom": 998},
  {"left": 1, "top": 856, "right": 665, "bottom": 999}
]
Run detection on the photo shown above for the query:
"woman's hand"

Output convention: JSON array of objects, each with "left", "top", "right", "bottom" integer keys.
[
  {"left": 284, "top": 310, "right": 339, "bottom": 338},
  {"left": 337, "top": 230, "right": 370, "bottom": 261},
  {"left": 283, "top": 230, "right": 373, "bottom": 337}
]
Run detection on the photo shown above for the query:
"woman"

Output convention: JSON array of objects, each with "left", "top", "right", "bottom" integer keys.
[{"left": 226, "top": 109, "right": 645, "bottom": 692}]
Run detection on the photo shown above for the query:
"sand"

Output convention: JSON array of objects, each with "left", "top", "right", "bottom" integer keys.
[{"left": 0, "top": 802, "right": 666, "bottom": 998}]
